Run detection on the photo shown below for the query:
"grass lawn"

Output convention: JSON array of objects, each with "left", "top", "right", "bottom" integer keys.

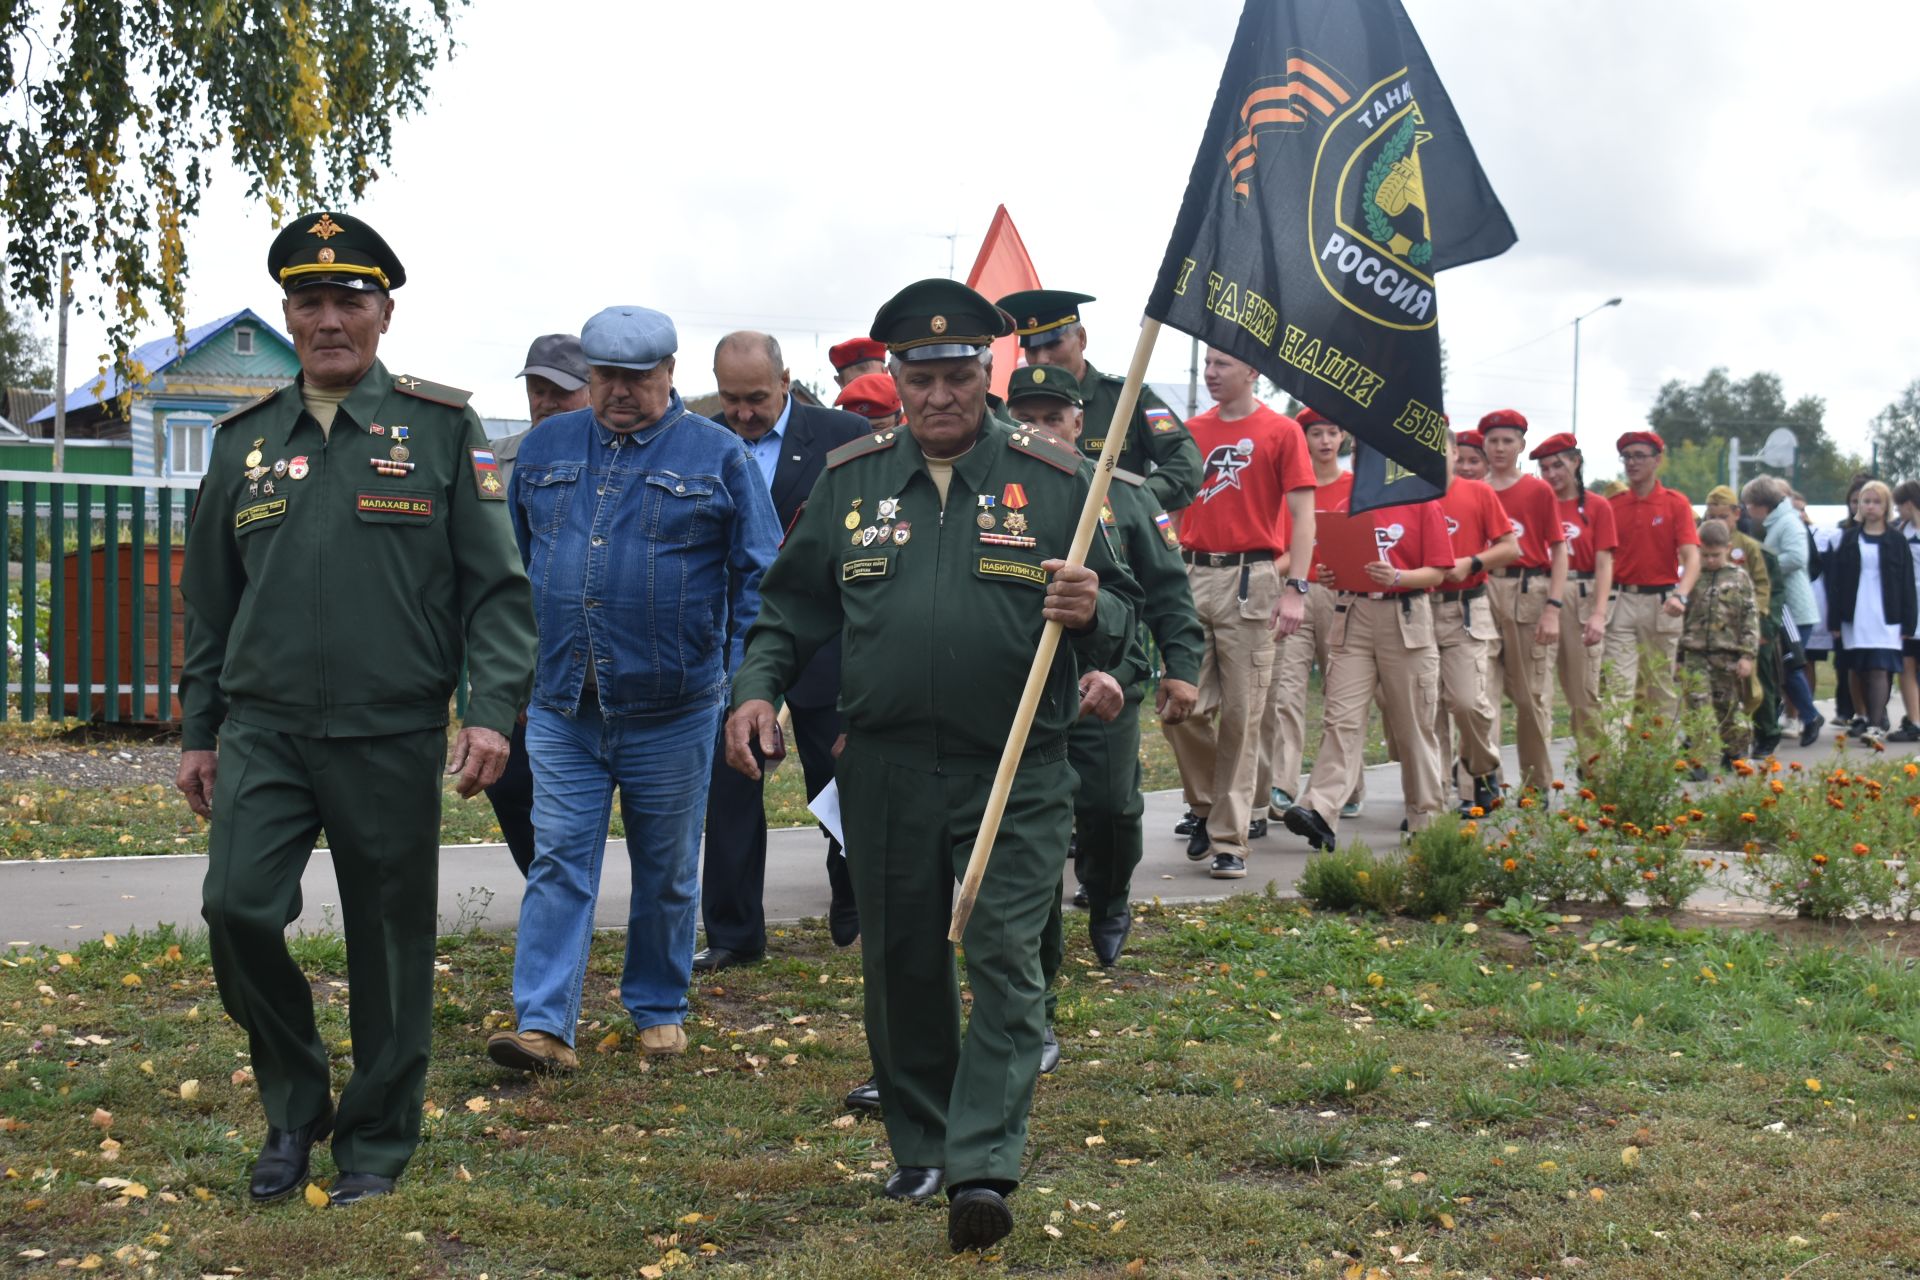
[{"left": 3, "top": 898, "right": 1917, "bottom": 1277}]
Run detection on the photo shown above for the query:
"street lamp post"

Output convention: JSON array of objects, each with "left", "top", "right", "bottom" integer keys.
[{"left": 1571, "top": 296, "right": 1622, "bottom": 435}]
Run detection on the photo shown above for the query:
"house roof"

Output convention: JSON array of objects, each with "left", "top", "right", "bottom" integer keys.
[{"left": 31, "top": 309, "right": 291, "bottom": 423}]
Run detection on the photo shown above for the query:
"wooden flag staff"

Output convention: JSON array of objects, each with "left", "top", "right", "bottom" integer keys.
[{"left": 948, "top": 318, "right": 1164, "bottom": 942}]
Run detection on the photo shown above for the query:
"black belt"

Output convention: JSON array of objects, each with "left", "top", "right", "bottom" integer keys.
[
  {"left": 1437, "top": 584, "right": 1487, "bottom": 604},
  {"left": 1619, "top": 583, "right": 1675, "bottom": 596},
  {"left": 1569, "top": 570, "right": 1595, "bottom": 581},
  {"left": 1492, "top": 566, "right": 1542, "bottom": 579},
  {"left": 1337, "top": 590, "right": 1428, "bottom": 606},
  {"left": 1182, "top": 549, "right": 1274, "bottom": 567}
]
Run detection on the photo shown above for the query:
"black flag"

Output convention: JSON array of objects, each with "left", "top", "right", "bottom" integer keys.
[{"left": 1146, "top": 0, "right": 1516, "bottom": 512}]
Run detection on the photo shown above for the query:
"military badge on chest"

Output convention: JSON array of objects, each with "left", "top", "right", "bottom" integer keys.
[
  {"left": 977, "top": 482, "right": 1037, "bottom": 549},
  {"left": 849, "top": 494, "right": 912, "bottom": 548},
  {"left": 370, "top": 425, "right": 416, "bottom": 478}
]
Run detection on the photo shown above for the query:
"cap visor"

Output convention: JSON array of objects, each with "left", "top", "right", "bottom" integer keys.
[
  {"left": 585, "top": 357, "right": 665, "bottom": 371},
  {"left": 896, "top": 343, "right": 987, "bottom": 362},
  {"left": 516, "top": 365, "right": 588, "bottom": 390},
  {"left": 285, "top": 275, "right": 382, "bottom": 293},
  {"left": 1018, "top": 329, "right": 1066, "bottom": 349}
]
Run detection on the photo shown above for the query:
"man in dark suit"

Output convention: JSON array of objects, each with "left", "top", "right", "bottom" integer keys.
[{"left": 697, "top": 331, "right": 869, "bottom": 970}]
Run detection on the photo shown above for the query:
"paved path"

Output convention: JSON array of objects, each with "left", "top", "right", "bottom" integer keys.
[{"left": 0, "top": 716, "right": 1893, "bottom": 948}]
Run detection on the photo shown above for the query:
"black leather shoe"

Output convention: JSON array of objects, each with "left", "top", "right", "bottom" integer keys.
[
  {"left": 1185, "top": 825, "right": 1211, "bottom": 860},
  {"left": 883, "top": 1165, "right": 943, "bottom": 1202},
  {"left": 1283, "top": 804, "right": 1337, "bottom": 852},
  {"left": 948, "top": 1185, "right": 1015, "bottom": 1252},
  {"left": 1173, "top": 809, "right": 1198, "bottom": 836},
  {"left": 691, "top": 946, "right": 764, "bottom": 973},
  {"left": 1089, "top": 912, "right": 1131, "bottom": 967},
  {"left": 327, "top": 1171, "right": 395, "bottom": 1206},
  {"left": 828, "top": 892, "right": 860, "bottom": 948},
  {"left": 1799, "top": 713, "right": 1826, "bottom": 747},
  {"left": 1039, "top": 1026, "right": 1061, "bottom": 1075},
  {"left": 844, "top": 1079, "right": 882, "bottom": 1113},
  {"left": 1247, "top": 816, "right": 1268, "bottom": 839},
  {"left": 1753, "top": 733, "right": 1782, "bottom": 755},
  {"left": 247, "top": 1102, "right": 334, "bottom": 1203},
  {"left": 1069, "top": 881, "right": 1089, "bottom": 909}
]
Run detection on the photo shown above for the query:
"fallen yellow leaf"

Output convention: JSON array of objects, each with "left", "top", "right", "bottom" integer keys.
[
  {"left": 1621, "top": 1145, "right": 1641, "bottom": 1168},
  {"left": 455, "top": 1164, "right": 472, "bottom": 1182},
  {"left": 178, "top": 1079, "right": 200, "bottom": 1101},
  {"left": 596, "top": 1031, "right": 621, "bottom": 1053},
  {"left": 829, "top": 1114, "right": 855, "bottom": 1129},
  {"left": 89, "top": 1107, "right": 113, "bottom": 1129},
  {"left": 1589, "top": 1187, "right": 1607, "bottom": 1201},
  {"left": 1438, "top": 1212, "right": 1456, "bottom": 1229},
  {"left": 77, "top": 1255, "right": 103, "bottom": 1271},
  {"left": 678, "top": 1212, "right": 704, "bottom": 1225},
  {"left": 303, "top": 1182, "right": 330, "bottom": 1208},
  {"left": 464, "top": 1096, "right": 491, "bottom": 1114},
  {"left": 120, "top": 973, "right": 142, "bottom": 988},
  {"left": 1085, "top": 1134, "right": 1107, "bottom": 1147},
  {"left": 138, "top": 1061, "right": 154, "bottom": 1076},
  {"left": 639, "top": 1268, "right": 664, "bottom": 1280},
  {"left": 1804, "top": 1078, "right": 1822, "bottom": 1093},
  {"left": 57, "top": 953, "right": 75, "bottom": 965},
  {"left": 102, "top": 933, "right": 116, "bottom": 949}
]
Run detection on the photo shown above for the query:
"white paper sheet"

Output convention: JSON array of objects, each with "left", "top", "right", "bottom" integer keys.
[{"left": 807, "top": 779, "right": 846, "bottom": 851}]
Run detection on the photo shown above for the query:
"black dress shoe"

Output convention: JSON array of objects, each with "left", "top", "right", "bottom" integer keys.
[
  {"left": 844, "top": 1079, "right": 882, "bottom": 1113},
  {"left": 1282, "top": 804, "right": 1336, "bottom": 852},
  {"left": 882, "top": 1165, "right": 943, "bottom": 1202},
  {"left": 948, "top": 1185, "right": 1015, "bottom": 1252},
  {"left": 1070, "top": 881, "right": 1090, "bottom": 910},
  {"left": 247, "top": 1102, "right": 334, "bottom": 1203},
  {"left": 1247, "top": 816, "right": 1268, "bottom": 839},
  {"left": 1089, "top": 912, "right": 1131, "bottom": 967},
  {"left": 1799, "top": 713, "right": 1826, "bottom": 747},
  {"left": 691, "top": 946, "right": 764, "bottom": 973},
  {"left": 327, "top": 1171, "right": 395, "bottom": 1206},
  {"left": 1039, "top": 1026, "right": 1061, "bottom": 1075},
  {"left": 828, "top": 892, "right": 860, "bottom": 948},
  {"left": 1173, "top": 809, "right": 1198, "bottom": 836},
  {"left": 1185, "top": 825, "right": 1211, "bottom": 860}
]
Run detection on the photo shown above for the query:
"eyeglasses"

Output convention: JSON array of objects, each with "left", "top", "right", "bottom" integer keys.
[{"left": 1619, "top": 451, "right": 1658, "bottom": 463}]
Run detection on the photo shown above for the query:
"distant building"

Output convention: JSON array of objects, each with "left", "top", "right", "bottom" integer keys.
[{"left": 28, "top": 310, "right": 298, "bottom": 478}]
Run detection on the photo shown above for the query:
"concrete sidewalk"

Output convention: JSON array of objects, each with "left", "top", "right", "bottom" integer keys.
[{"left": 0, "top": 720, "right": 1890, "bottom": 949}]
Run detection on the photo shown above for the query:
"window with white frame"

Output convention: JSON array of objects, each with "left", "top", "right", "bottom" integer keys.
[
  {"left": 167, "top": 415, "right": 211, "bottom": 477},
  {"left": 234, "top": 327, "right": 255, "bottom": 355}
]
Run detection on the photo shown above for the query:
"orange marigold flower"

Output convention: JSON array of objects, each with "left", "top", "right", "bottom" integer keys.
[
  {"left": 1769, "top": 779, "right": 1785, "bottom": 794},
  {"left": 1733, "top": 759, "right": 1755, "bottom": 776},
  {"left": 1790, "top": 762, "right": 1804, "bottom": 772},
  {"left": 1769, "top": 760, "right": 1783, "bottom": 773},
  {"left": 1601, "top": 803, "right": 1617, "bottom": 814},
  {"left": 1586, "top": 848, "right": 1600, "bottom": 859},
  {"left": 1552, "top": 780, "right": 1566, "bottom": 790},
  {"left": 1743, "top": 841, "right": 1759, "bottom": 854},
  {"left": 1502, "top": 858, "right": 1518, "bottom": 873},
  {"left": 1654, "top": 824, "right": 1673, "bottom": 836},
  {"left": 1812, "top": 853, "right": 1829, "bottom": 866},
  {"left": 1687, "top": 809, "right": 1706, "bottom": 821},
  {"left": 1574, "top": 819, "right": 1590, "bottom": 834},
  {"left": 1519, "top": 796, "right": 1536, "bottom": 808},
  {"left": 1827, "top": 796, "right": 1846, "bottom": 810},
  {"left": 1905, "top": 763, "right": 1919, "bottom": 779},
  {"left": 1578, "top": 788, "right": 1596, "bottom": 801},
  {"left": 1460, "top": 822, "right": 1479, "bottom": 837},
  {"left": 1469, "top": 806, "right": 1485, "bottom": 818},
  {"left": 1641, "top": 870, "right": 1658, "bottom": 882},
  {"left": 1739, "top": 812, "right": 1758, "bottom": 823},
  {"left": 1853, "top": 843, "right": 1870, "bottom": 856}
]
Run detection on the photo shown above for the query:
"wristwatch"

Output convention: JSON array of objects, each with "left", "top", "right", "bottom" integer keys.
[
  {"left": 1672, "top": 592, "right": 1689, "bottom": 606},
  {"left": 1546, "top": 598, "right": 1565, "bottom": 609},
  {"left": 1285, "top": 576, "right": 1311, "bottom": 595},
  {"left": 1469, "top": 555, "right": 1484, "bottom": 576}
]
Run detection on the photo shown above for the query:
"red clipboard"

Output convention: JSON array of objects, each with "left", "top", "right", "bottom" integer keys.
[{"left": 1316, "top": 510, "right": 1390, "bottom": 593}]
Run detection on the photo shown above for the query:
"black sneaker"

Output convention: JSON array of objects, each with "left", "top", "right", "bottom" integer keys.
[
  {"left": 1209, "top": 852, "right": 1247, "bottom": 879},
  {"left": 1799, "top": 713, "right": 1826, "bottom": 748},
  {"left": 1848, "top": 716, "right": 1870, "bottom": 737},
  {"left": 1892, "top": 719, "right": 1920, "bottom": 743},
  {"left": 1185, "top": 825, "right": 1212, "bottom": 861},
  {"left": 1173, "top": 810, "right": 1199, "bottom": 836},
  {"left": 1247, "top": 817, "right": 1268, "bottom": 839}
]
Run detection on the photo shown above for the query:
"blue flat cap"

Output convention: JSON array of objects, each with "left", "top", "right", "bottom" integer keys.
[{"left": 580, "top": 305, "right": 678, "bottom": 371}]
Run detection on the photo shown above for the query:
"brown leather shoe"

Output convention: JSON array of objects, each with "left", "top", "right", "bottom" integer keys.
[
  {"left": 487, "top": 1029, "right": 578, "bottom": 1075},
  {"left": 637, "top": 1023, "right": 687, "bottom": 1056}
]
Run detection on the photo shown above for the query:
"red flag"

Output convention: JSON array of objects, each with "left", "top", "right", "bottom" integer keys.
[{"left": 963, "top": 205, "right": 1041, "bottom": 400}]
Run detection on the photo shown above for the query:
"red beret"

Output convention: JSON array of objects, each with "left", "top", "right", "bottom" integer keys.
[
  {"left": 1615, "top": 430, "right": 1665, "bottom": 454},
  {"left": 1528, "top": 432, "right": 1580, "bottom": 461},
  {"left": 1454, "top": 430, "right": 1487, "bottom": 452},
  {"left": 1478, "top": 408, "right": 1528, "bottom": 433},
  {"left": 828, "top": 337, "right": 888, "bottom": 371},
  {"left": 1295, "top": 407, "right": 1329, "bottom": 428},
  {"left": 834, "top": 371, "right": 901, "bottom": 417}
]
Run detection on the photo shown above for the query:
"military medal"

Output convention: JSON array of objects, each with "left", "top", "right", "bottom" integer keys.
[
  {"left": 976, "top": 494, "right": 996, "bottom": 530},
  {"left": 263, "top": 479, "right": 276, "bottom": 496},
  {"left": 892, "top": 521, "right": 911, "bottom": 546},
  {"left": 289, "top": 456, "right": 309, "bottom": 480},
  {"left": 369, "top": 423, "right": 386, "bottom": 436},
  {"left": 1004, "top": 511, "right": 1029, "bottom": 535},
  {"left": 272, "top": 459, "right": 288, "bottom": 477},
  {"left": 245, "top": 438, "right": 264, "bottom": 468},
  {"left": 389, "top": 425, "right": 410, "bottom": 463},
  {"left": 843, "top": 498, "right": 863, "bottom": 530},
  {"left": 874, "top": 523, "right": 892, "bottom": 543},
  {"left": 861, "top": 526, "right": 880, "bottom": 547},
  {"left": 850, "top": 530, "right": 864, "bottom": 546},
  {"left": 878, "top": 496, "right": 900, "bottom": 520}
]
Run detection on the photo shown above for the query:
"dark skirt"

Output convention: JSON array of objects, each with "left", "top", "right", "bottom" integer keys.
[{"left": 1843, "top": 646, "right": 1902, "bottom": 674}]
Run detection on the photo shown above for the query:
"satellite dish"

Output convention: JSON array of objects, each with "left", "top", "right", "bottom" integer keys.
[{"left": 1758, "top": 427, "right": 1798, "bottom": 468}]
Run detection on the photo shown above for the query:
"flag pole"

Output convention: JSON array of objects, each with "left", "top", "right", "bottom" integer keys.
[{"left": 949, "top": 318, "right": 1164, "bottom": 942}]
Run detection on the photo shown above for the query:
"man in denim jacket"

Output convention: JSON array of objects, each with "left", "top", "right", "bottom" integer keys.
[{"left": 487, "top": 305, "right": 781, "bottom": 1075}]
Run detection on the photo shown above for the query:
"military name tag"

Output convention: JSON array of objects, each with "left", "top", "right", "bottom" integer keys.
[
  {"left": 357, "top": 493, "right": 434, "bottom": 518},
  {"left": 978, "top": 556, "right": 1047, "bottom": 586},
  {"left": 842, "top": 556, "right": 893, "bottom": 582},
  {"left": 234, "top": 499, "right": 287, "bottom": 530}
]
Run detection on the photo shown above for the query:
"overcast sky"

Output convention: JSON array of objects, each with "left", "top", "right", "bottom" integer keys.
[{"left": 38, "top": 0, "right": 1920, "bottom": 476}]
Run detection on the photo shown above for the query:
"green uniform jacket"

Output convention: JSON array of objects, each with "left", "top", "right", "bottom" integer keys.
[
  {"left": 1728, "top": 528, "right": 1773, "bottom": 620},
  {"left": 1103, "top": 470, "right": 1204, "bottom": 698},
  {"left": 733, "top": 414, "right": 1141, "bottom": 768},
  {"left": 179, "top": 361, "right": 537, "bottom": 749},
  {"left": 1076, "top": 360, "right": 1202, "bottom": 512},
  {"left": 1680, "top": 565, "right": 1760, "bottom": 656}
]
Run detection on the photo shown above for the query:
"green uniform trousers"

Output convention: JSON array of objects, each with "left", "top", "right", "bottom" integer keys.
[
  {"left": 1754, "top": 616, "right": 1782, "bottom": 742},
  {"left": 1042, "top": 699, "right": 1143, "bottom": 1018},
  {"left": 201, "top": 720, "right": 447, "bottom": 1178},
  {"left": 837, "top": 737, "right": 1072, "bottom": 1187}
]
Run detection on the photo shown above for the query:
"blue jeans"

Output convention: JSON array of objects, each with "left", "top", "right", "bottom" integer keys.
[{"left": 512, "top": 696, "right": 720, "bottom": 1043}]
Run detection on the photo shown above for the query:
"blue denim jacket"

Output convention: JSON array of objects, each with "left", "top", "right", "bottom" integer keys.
[{"left": 509, "top": 393, "right": 780, "bottom": 716}]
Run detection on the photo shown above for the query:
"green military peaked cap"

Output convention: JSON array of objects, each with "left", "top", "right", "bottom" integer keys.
[
  {"left": 870, "top": 278, "right": 1013, "bottom": 362},
  {"left": 267, "top": 211, "right": 407, "bottom": 293},
  {"left": 996, "top": 288, "right": 1095, "bottom": 348},
  {"left": 1005, "top": 364, "right": 1084, "bottom": 406}
]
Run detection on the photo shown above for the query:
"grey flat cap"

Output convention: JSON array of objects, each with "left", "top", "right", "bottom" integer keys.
[
  {"left": 580, "top": 306, "right": 677, "bottom": 371},
  {"left": 516, "top": 333, "right": 590, "bottom": 390}
]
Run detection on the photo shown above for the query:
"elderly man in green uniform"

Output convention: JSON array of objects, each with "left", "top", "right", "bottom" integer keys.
[
  {"left": 997, "top": 289, "right": 1202, "bottom": 512},
  {"left": 724, "top": 279, "right": 1140, "bottom": 1252},
  {"left": 176, "top": 211, "right": 536, "bottom": 1207}
]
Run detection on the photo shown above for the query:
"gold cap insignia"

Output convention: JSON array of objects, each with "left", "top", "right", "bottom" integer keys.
[
  {"left": 317, "top": 247, "right": 335, "bottom": 264},
  {"left": 1032, "top": 369, "right": 1046, "bottom": 383},
  {"left": 1028, "top": 315, "right": 1038, "bottom": 326},
  {"left": 308, "top": 214, "right": 344, "bottom": 241},
  {"left": 930, "top": 315, "right": 948, "bottom": 335}
]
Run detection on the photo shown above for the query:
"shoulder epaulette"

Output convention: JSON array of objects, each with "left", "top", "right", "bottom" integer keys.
[
  {"left": 212, "top": 388, "right": 280, "bottom": 429},
  {"left": 391, "top": 374, "right": 472, "bottom": 408},
  {"left": 826, "top": 429, "right": 902, "bottom": 469},
  {"left": 1112, "top": 467, "right": 1146, "bottom": 488},
  {"left": 1007, "top": 427, "right": 1082, "bottom": 474}
]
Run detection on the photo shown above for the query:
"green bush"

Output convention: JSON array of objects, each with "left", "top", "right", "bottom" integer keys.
[
  {"left": 1356, "top": 853, "right": 1407, "bottom": 916},
  {"left": 1297, "top": 846, "right": 1372, "bottom": 913},
  {"left": 1403, "top": 814, "right": 1485, "bottom": 918}
]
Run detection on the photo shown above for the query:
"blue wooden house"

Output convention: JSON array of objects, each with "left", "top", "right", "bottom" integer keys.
[{"left": 27, "top": 310, "right": 299, "bottom": 478}]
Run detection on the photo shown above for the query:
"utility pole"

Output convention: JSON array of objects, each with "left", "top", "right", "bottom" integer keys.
[
  {"left": 1186, "top": 335, "right": 1200, "bottom": 418},
  {"left": 1570, "top": 296, "right": 1622, "bottom": 435},
  {"left": 53, "top": 260, "right": 70, "bottom": 470}
]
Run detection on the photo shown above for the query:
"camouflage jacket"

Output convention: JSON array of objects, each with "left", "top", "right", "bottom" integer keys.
[{"left": 1680, "top": 564, "right": 1760, "bottom": 655}]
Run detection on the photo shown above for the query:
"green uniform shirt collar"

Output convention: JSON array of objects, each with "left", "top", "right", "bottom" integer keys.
[
  {"left": 277, "top": 359, "right": 393, "bottom": 444},
  {"left": 897, "top": 413, "right": 1004, "bottom": 497}
]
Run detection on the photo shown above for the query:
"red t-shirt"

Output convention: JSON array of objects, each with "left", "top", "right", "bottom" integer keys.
[
  {"left": 1487, "top": 473, "right": 1565, "bottom": 569},
  {"left": 1439, "top": 477, "right": 1511, "bottom": 590},
  {"left": 1557, "top": 490, "right": 1619, "bottom": 575},
  {"left": 1608, "top": 482, "right": 1700, "bottom": 585},
  {"left": 1307, "top": 470, "right": 1352, "bottom": 576},
  {"left": 1361, "top": 500, "right": 1455, "bottom": 593},
  {"left": 1179, "top": 403, "right": 1316, "bottom": 555}
]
